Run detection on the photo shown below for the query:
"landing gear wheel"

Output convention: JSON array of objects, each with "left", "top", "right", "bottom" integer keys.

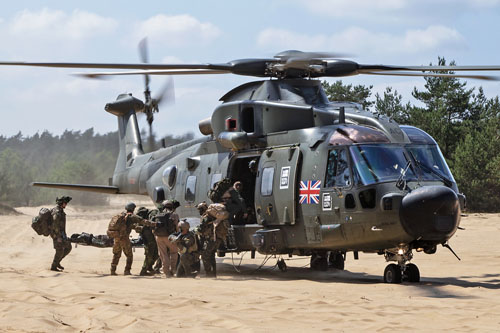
[
  {"left": 277, "top": 258, "right": 287, "bottom": 272},
  {"left": 384, "top": 264, "right": 402, "bottom": 283},
  {"left": 310, "top": 253, "right": 328, "bottom": 271},
  {"left": 404, "top": 263, "right": 420, "bottom": 283},
  {"left": 328, "top": 251, "right": 345, "bottom": 270}
]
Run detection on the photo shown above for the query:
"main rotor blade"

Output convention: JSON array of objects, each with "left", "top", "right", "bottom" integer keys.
[
  {"left": 32, "top": 182, "right": 120, "bottom": 194},
  {"left": 358, "top": 64, "right": 500, "bottom": 72},
  {"left": 0, "top": 61, "right": 215, "bottom": 70},
  {"left": 73, "top": 69, "right": 231, "bottom": 78},
  {"left": 361, "top": 71, "right": 500, "bottom": 81},
  {"left": 275, "top": 50, "right": 350, "bottom": 60}
]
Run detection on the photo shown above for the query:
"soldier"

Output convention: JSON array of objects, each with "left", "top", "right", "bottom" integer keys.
[
  {"left": 221, "top": 180, "right": 246, "bottom": 225},
  {"left": 108, "top": 202, "right": 155, "bottom": 276},
  {"left": 152, "top": 200, "right": 179, "bottom": 277},
  {"left": 135, "top": 207, "right": 159, "bottom": 276},
  {"left": 50, "top": 196, "right": 72, "bottom": 272},
  {"left": 171, "top": 221, "right": 198, "bottom": 278},
  {"left": 196, "top": 202, "right": 229, "bottom": 277}
]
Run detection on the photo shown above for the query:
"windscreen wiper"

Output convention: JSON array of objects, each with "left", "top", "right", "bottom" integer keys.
[{"left": 409, "top": 152, "right": 453, "bottom": 187}]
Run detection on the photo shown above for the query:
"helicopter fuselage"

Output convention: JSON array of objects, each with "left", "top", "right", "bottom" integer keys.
[{"left": 109, "top": 80, "right": 463, "bottom": 263}]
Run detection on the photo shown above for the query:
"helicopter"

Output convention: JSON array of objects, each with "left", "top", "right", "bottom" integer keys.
[{"left": 3, "top": 45, "right": 500, "bottom": 283}]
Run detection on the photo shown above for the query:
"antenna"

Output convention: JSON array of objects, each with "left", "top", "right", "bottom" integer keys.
[{"left": 339, "top": 106, "right": 346, "bottom": 124}]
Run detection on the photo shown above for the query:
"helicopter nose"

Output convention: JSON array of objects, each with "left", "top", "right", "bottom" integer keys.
[{"left": 399, "top": 185, "right": 460, "bottom": 241}]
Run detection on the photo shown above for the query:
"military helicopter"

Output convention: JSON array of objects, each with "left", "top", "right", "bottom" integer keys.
[{"left": 3, "top": 45, "right": 500, "bottom": 283}]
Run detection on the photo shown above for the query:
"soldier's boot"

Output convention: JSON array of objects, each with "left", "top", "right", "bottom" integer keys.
[
  {"left": 110, "top": 265, "right": 117, "bottom": 276},
  {"left": 139, "top": 267, "right": 149, "bottom": 276},
  {"left": 50, "top": 263, "right": 61, "bottom": 272},
  {"left": 124, "top": 258, "right": 133, "bottom": 275},
  {"left": 57, "top": 264, "right": 64, "bottom": 270}
]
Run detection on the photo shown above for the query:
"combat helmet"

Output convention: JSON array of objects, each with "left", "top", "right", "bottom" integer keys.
[
  {"left": 162, "top": 199, "right": 174, "bottom": 209},
  {"left": 125, "top": 202, "right": 136, "bottom": 212},
  {"left": 178, "top": 220, "right": 190, "bottom": 230},
  {"left": 136, "top": 206, "right": 149, "bottom": 219},
  {"left": 196, "top": 202, "right": 208, "bottom": 215},
  {"left": 56, "top": 196, "right": 72, "bottom": 205}
]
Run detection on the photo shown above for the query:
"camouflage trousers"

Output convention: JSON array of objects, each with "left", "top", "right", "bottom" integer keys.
[
  {"left": 176, "top": 252, "right": 196, "bottom": 277},
  {"left": 111, "top": 237, "right": 133, "bottom": 271},
  {"left": 200, "top": 238, "right": 221, "bottom": 277},
  {"left": 142, "top": 240, "right": 159, "bottom": 271},
  {"left": 52, "top": 238, "right": 72, "bottom": 266}
]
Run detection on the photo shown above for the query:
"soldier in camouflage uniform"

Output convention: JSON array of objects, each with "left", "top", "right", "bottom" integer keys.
[
  {"left": 50, "top": 196, "right": 72, "bottom": 272},
  {"left": 110, "top": 202, "right": 156, "bottom": 276},
  {"left": 171, "top": 221, "right": 198, "bottom": 278},
  {"left": 135, "top": 207, "right": 159, "bottom": 276},
  {"left": 195, "top": 202, "right": 229, "bottom": 277}
]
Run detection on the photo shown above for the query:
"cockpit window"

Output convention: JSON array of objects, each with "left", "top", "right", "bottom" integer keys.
[
  {"left": 406, "top": 145, "right": 455, "bottom": 182},
  {"left": 329, "top": 125, "right": 390, "bottom": 146},
  {"left": 325, "top": 149, "right": 351, "bottom": 187},
  {"left": 350, "top": 144, "right": 417, "bottom": 185}
]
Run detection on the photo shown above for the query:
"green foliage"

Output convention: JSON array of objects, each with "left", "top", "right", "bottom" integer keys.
[
  {"left": 410, "top": 58, "right": 475, "bottom": 160},
  {"left": 0, "top": 129, "right": 119, "bottom": 206},
  {"left": 375, "top": 87, "right": 411, "bottom": 124},
  {"left": 322, "top": 80, "right": 374, "bottom": 109},
  {"left": 0, "top": 128, "right": 196, "bottom": 207},
  {"left": 453, "top": 113, "right": 500, "bottom": 211}
]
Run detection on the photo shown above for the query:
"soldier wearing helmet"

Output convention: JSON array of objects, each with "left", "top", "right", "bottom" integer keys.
[
  {"left": 152, "top": 199, "right": 180, "bottom": 277},
  {"left": 195, "top": 202, "right": 229, "bottom": 278},
  {"left": 134, "top": 207, "right": 159, "bottom": 276},
  {"left": 171, "top": 220, "right": 198, "bottom": 278},
  {"left": 108, "top": 202, "right": 156, "bottom": 276},
  {"left": 50, "top": 196, "right": 72, "bottom": 271}
]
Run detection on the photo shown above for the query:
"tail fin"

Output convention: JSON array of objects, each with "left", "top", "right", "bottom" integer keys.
[{"left": 105, "top": 93, "right": 145, "bottom": 174}]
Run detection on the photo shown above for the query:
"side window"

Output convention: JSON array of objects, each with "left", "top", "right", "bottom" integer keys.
[
  {"left": 162, "top": 165, "right": 177, "bottom": 189},
  {"left": 261, "top": 167, "right": 274, "bottom": 196},
  {"left": 185, "top": 175, "right": 197, "bottom": 202},
  {"left": 325, "top": 149, "right": 351, "bottom": 187},
  {"left": 210, "top": 173, "right": 222, "bottom": 190}
]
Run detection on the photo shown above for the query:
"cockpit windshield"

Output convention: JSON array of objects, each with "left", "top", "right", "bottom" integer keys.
[
  {"left": 349, "top": 144, "right": 417, "bottom": 185},
  {"left": 406, "top": 144, "right": 455, "bottom": 183}
]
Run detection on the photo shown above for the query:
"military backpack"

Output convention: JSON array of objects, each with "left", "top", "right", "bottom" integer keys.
[
  {"left": 208, "top": 178, "right": 233, "bottom": 203},
  {"left": 107, "top": 213, "right": 127, "bottom": 238},
  {"left": 31, "top": 207, "right": 53, "bottom": 237},
  {"left": 153, "top": 212, "right": 176, "bottom": 236}
]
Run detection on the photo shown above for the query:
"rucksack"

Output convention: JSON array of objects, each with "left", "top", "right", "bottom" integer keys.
[
  {"left": 153, "top": 212, "right": 176, "bottom": 236},
  {"left": 31, "top": 207, "right": 53, "bottom": 236},
  {"left": 107, "top": 213, "right": 127, "bottom": 238},
  {"left": 208, "top": 178, "right": 232, "bottom": 203}
]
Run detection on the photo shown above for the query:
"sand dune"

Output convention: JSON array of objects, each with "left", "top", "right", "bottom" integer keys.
[{"left": 1, "top": 196, "right": 499, "bottom": 332}]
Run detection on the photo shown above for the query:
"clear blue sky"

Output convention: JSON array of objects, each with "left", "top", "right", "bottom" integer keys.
[{"left": 1, "top": 0, "right": 499, "bottom": 138}]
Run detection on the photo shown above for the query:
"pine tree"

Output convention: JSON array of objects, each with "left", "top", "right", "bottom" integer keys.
[{"left": 322, "top": 80, "right": 374, "bottom": 109}]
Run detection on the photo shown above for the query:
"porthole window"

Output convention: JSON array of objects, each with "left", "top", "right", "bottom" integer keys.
[
  {"left": 261, "top": 167, "right": 274, "bottom": 196},
  {"left": 162, "top": 165, "right": 177, "bottom": 189},
  {"left": 185, "top": 175, "right": 197, "bottom": 202},
  {"left": 210, "top": 173, "right": 222, "bottom": 190}
]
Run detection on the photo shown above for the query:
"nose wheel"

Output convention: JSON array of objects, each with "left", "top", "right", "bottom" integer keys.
[
  {"left": 383, "top": 248, "right": 421, "bottom": 283},
  {"left": 383, "top": 263, "right": 420, "bottom": 283}
]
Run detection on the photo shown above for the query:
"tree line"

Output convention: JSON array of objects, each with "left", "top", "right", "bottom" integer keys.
[{"left": 0, "top": 128, "right": 193, "bottom": 207}]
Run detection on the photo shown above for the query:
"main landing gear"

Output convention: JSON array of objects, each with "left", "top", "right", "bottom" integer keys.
[
  {"left": 383, "top": 247, "right": 420, "bottom": 283},
  {"left": 310, "top": 251, "right": 346, "bottom": 271}
]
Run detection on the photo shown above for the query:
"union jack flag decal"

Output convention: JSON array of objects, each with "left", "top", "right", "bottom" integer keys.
[{"left": 299, "top": 180, "right": 321, "bottom": 204}]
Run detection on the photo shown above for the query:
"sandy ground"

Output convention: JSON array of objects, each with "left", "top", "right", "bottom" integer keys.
[{"left": 0, "top": 196, "right": 499, "bottom": 332}]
